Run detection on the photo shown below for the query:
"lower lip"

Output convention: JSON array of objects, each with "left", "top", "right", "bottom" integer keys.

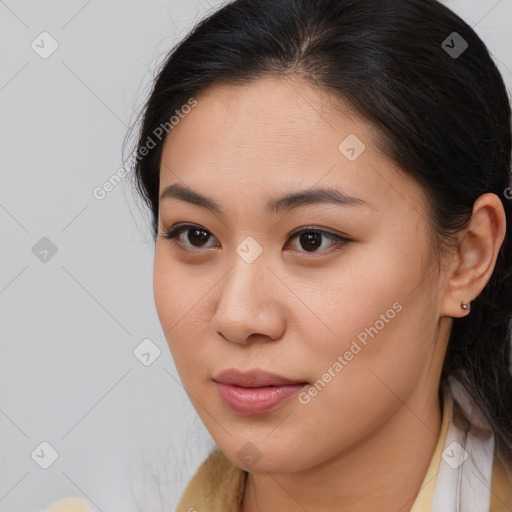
[{"left": 215, "top": 382, "right": 307, "bottom": 416}]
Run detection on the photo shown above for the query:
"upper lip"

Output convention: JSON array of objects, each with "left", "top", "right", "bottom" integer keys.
[{"left": 213, "top": 368, "right": 307, "bottom": 388}]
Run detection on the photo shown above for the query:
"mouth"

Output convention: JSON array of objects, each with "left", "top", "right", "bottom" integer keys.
[
  {"left": 212, "top": 368, "right": 309, "bottom": 416},
  {"left": 212, "top": 367, "right": 308, "bottom": 387}
]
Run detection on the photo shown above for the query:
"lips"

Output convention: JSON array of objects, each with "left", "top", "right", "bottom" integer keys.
[
  {"left": 212, "top": 368, "right": 307, "bottom": 388},
  {"left": 212, "top": 368, "right": 309, "bottom": 416}
]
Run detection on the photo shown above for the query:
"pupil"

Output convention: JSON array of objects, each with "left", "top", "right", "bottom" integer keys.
[
  {"left": 301, "top": 232, "right": 321, "bottom": 251},
  {"left": 189, "top": 229, "right": 209, "bottom": 246}
]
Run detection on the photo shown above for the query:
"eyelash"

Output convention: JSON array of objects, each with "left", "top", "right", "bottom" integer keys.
[{"left": 161, "top": 223, "right": 350, "bottom": 255}]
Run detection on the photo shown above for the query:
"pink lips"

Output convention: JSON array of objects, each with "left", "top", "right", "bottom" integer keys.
[{"left": 213, "top": 368, "right": 308, "bottom": 416}]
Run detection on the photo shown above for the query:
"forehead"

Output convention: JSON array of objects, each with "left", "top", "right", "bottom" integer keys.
[
  {"left": 163, "top": 76, "right": 365, "bottom": 153},
  {"left": 159, "top": 76, "right": 428, "bottom": 219}
]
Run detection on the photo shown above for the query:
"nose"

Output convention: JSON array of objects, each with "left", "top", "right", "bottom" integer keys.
[{"left": 210, "top": 255, "right": 286, "bottom": 345}]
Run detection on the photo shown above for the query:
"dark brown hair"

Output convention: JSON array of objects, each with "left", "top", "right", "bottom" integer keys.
[{"left": 125, "top": 0, "right": 512, "bottom": 460}]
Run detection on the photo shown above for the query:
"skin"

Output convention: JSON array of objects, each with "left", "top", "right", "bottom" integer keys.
[{"left": 153, "top": 76, "right": 506, "bottom": 511}]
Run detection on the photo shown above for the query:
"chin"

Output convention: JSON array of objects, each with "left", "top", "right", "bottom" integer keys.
[{"left": 219, "top": 440, "right": 317, "bottom": 474}]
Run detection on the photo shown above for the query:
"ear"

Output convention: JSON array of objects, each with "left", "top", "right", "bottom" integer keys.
[{"left": 441, "top": 193, "right": 507, "bottom": 318}]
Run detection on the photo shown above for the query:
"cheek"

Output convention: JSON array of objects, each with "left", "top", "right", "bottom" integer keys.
[
  {"left": 280, "top": 299, "right": 434, "bottom": 470},
  {"left": 153, "top": 252, "right": 195, "bottom": 354},
  {"left": 299, "top": 243, "right": 434, "bottom": 405},
  {"left": 153, "top": 250, "right": 213, "bottom": 380},
  {"left": 302, "top": 252, "right": 410, "bottom": 357},
  {"left": 153, "top": 247, "right": 206, "bottom": 324},
  {"left": 153, "top": 253, "right": 178, "bottom": 330}
]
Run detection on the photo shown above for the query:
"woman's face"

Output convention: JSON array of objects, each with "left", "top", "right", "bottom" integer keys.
[{"left": 153, "top": 76, "right": 451, "bottom": 473}]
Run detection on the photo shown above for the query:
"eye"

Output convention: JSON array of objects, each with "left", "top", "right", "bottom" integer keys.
[
  {"left": 161, "top": 223, "right": 350, "bottom": 254},
  {"left": 286, "top": 226, "right": 350, "bottom": 254},
  {"left": 162, "top": 223, "right": 218, "bottom": 250}
]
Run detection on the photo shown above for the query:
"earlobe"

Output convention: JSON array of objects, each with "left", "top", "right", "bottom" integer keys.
[{"left": 441, "top": 193, "right": 506, "bottom": 319}]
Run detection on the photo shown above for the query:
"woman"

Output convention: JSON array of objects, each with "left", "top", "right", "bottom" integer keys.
[{"left": 45, "top": 0, "right": 512, "bottom": 510}]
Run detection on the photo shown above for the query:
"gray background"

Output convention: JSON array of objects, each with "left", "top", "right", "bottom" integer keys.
[{"left": 0, "top": 1, "right": 511, "bottom": 511}]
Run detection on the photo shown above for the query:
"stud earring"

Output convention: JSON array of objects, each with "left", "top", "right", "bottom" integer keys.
[{"left": 461, "top": 301, "right": 471, "bottom": 312}]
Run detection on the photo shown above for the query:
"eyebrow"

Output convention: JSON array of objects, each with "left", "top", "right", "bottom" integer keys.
[{"left": 159, "top": 183, "right": 372, "bottom": 215}]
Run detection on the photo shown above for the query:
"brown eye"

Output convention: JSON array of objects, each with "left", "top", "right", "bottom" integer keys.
[
  {"left": 286, "top": 228, "right": 349, "bottom": 254},
  {"left": 298, "top": 231, "right": 323, "bottom": 252},
  {"left": 162, "top": 224, "right": 216, "bottom": 249},
  {"left": 183, "top": 228, "right": 211, "bottom": 247}
]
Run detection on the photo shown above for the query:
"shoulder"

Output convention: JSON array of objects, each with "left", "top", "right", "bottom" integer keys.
[
  {"left": 41, "top": 498, "right": 91, "bottom": 512},
  {"left": 175, "top": 448, "right": 247, "bottom": 512}
]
